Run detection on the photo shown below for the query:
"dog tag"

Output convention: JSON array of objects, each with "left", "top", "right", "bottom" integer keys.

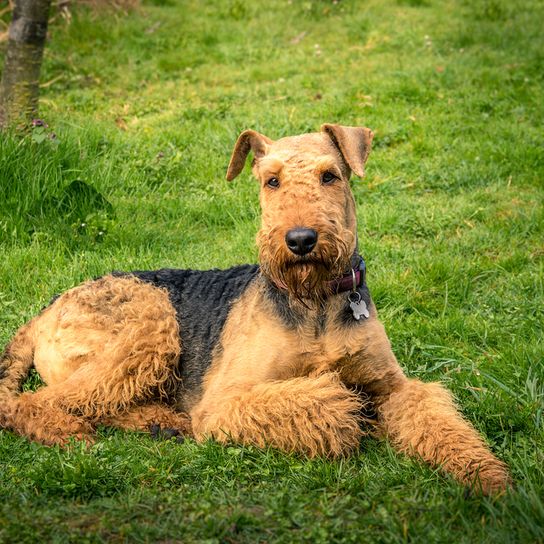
[{"left": 348, "top": 292, "right": 369, "bottom": 320}]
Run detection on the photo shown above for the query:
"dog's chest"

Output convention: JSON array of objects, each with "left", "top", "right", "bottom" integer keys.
[
  {"left": 193, "top": 280, "right": 377, "bottom": 412},
  {"left": 262, "top": 312, "right": 370, "bottom": 381},
  {"left": 292, "top": 332, "right": 361, "bottom": 378}
]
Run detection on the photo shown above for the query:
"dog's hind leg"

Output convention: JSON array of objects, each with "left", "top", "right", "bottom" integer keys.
[
  {"left": 191, "top": 373, "right": 365, "bottom": 457},
  {"left": 0, "top": 312, "right": 91, "bottom": 445},
  {"left": 2, "top": 390, "right": 94, "bottom": 446},
  {"left": 0, "top": 314, "right": 89, "bottom": 446},
  {"left": 1, "top": 275, "right": 181, "bottom": 446},
  {"left": 101, "top": 403, "right": 192, "bottom": 436}
]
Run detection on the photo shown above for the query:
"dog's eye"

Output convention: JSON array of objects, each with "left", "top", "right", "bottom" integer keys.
[
  {"left": 321, "top": 171, "right": 337, "bottom": 185},
  {"left": 267, "top": 177, "right": 280, "bottom": 188}
]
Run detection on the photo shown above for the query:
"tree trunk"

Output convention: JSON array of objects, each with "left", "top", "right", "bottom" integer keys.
[{"left": 0, "top": 0, "right": 52, "bottom": 129}]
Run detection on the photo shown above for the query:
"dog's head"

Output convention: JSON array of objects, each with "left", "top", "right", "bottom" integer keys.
[{"left": 226, "top": 124, "right": 373, "bottom": 301}]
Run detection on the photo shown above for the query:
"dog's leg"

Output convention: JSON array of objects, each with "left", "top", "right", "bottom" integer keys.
[
  {"left": 4, "top": 395, "right": 191, "bottom": 445},
  {"left": 3, "top": 349, "right": 182, "bottom": 446},
  {"left": 1, "top": 275, "right": 182, "bottom": 446},
  {"left": 2, "top": 338, "right": 180, "bottom": 446},
  {"left": 192, "top": 373, "right": 364, "bottom": 457},
  {"left": 379, "top": 378, "right": 511, "bottom": 495},
  {"left": 0, "top": 318, "right": 93, "bottom": 446},
  {"left": 2, "top": 391, "right": 94, "bottom": 446},
  {"left": 101, "top": 404, "right": 192, "bottom": 435},
  {"left": 343, "top": 318, "right": 511, "bottom": 494}
]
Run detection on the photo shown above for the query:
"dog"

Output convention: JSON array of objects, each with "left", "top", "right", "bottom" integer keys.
[{"left": 0, "top": 124, "right": 511, "bottom": 495}]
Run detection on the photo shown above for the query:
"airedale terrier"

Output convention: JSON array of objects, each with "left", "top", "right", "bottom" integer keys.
[{"left": 0, "top": 124, "right": 510, "bottom": 494}]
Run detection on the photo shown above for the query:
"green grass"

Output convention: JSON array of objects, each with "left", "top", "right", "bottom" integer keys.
[{"left": 1, "top": 0, "right": 543, "bottom": 541}]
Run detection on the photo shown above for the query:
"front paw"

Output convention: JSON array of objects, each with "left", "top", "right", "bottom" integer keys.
[{"left": 467, "top": 462, "right": 512, "bottom": 496}]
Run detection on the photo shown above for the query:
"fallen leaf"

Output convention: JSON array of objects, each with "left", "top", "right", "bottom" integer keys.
[
  {"left": 115, "top": 117, "right": 128, "bottom": 131},
  {"left": 145, "top": 21, "right": 161, "bottom": 34},
  {"left": 290, "top": 31, "right": 306, "bottom": 45}
]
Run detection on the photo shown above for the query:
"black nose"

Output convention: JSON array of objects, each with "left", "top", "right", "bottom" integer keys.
[{"left": 285, "top": 228, "right": 318, "bottom": 256}]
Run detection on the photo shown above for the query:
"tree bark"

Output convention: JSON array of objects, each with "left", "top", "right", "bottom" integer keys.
[{"left": 0, "top": 0, "right": 52, "bottom": 129}]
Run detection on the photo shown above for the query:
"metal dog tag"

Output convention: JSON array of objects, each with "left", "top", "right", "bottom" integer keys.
[{"left": 348, "top": 292, "right": 369, "bottom": 320}]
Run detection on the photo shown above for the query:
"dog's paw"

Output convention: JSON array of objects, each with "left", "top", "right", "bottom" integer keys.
[
  {"left": 149, "top": 423, "right": 185, "bottom": 443},
  {"left": 467, "top": 463, "right": 512, "bottom": 496}
]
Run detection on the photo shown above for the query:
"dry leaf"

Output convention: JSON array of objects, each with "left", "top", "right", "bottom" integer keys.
[
  {"left": 290, "top": 31, "right": 306, "bottom": 45},
  {"left": 115, "top": 117, "right": 128, "bottom": 131}
]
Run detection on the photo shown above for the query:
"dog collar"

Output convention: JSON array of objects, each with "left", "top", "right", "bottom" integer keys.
[{"left": 327, "top": 256, "right": 366, "bottom": 295}]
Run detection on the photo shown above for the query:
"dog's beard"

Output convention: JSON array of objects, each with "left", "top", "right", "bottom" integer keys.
[
  {"left": 272, "top": 259, "right": 332, "bottom": 302},
  {"left": 259, "top": 228, "right": 353, "bottom": 303}
]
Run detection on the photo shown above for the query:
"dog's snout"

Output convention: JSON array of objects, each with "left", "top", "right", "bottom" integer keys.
[{"left": 285, "top": 228, "right": 318, "bottom": 256}]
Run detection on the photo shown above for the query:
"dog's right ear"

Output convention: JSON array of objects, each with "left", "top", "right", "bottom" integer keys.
[{"left": 226, "top": 130, "right": 274, "bottom": 181}]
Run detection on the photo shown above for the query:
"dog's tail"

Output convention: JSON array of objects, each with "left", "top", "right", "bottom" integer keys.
[{"left": 0, "top": 320, "right": 36, "bottom": 424}]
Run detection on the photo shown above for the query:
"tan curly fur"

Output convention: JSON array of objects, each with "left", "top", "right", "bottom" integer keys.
[
  {"left": 193, "top": 373, "right": 365, "bottom": 457},
  {"left": 2, "top": 392, "right": 94, "bottom": 446},
  {"left": 1, "top": 275, "right": 182, "bottom": 445},
  {"left": 0, "top": 125, "right": 511, "bottom": 496},
  {"left": 102, "top": 404, "right": 192, "bottom": 434},
  {"left": 0, "top": 321, "right": 36, "bottom": 399}
]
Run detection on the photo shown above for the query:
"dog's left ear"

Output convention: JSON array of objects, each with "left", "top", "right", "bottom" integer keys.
[
  {"left": 226, "top": 129, "right": 274, "bottom": 181},
  {"left": 321, "top": 124, "right": 374, "bottom": 178}
]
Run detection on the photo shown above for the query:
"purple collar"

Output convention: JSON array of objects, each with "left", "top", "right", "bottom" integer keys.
[{"left": 327, "top": 256, "right": 366, "bottom": 295}]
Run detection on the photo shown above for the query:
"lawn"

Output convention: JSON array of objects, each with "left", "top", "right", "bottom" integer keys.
[{"left": 0, "top": 0, "right": 543, "bottom": 541}]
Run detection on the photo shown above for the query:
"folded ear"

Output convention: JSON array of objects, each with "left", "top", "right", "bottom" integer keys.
[
  {"left": 226, "top": 129, "right": 274, "bottom": 181},
  {"left": 321, "top": 124, "right": 374, "bottom": 178}
]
